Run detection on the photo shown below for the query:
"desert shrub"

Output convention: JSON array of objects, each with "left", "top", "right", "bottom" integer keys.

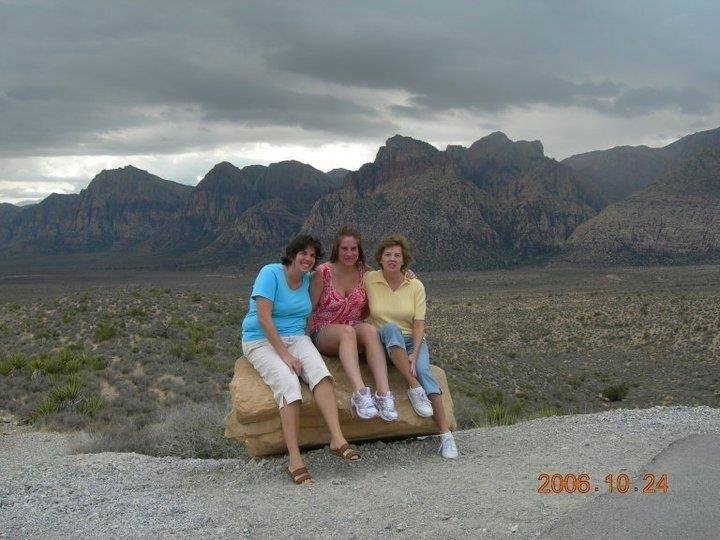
[
  {"left": 0, "top": 359, "right": 12, "bottom": 376},
  {"left": 74, "top": 402, "right": 244, "bottom": 459},
  {"left": 76, "top": 395, "right": 105, "bottom": 417},
  {"left": 602, "top": 383, "right": 629, "bottom": 402},
  {"left": 535, "top": 406, "right": 561, "bottom": 417},
  {"left": 48, "top": 377, "right": 82, "bottom": 404},
  {"left": 9, "top": 353, "right": 29, "bottom": 371},
  {"left": 485, "top": 402, "right": 520, "bottom": 426},
  {"left": 224, "top": 305, "right": 245, "bottom": 326},
  {"left": 26, "top": 348, "right": 97, "bottom": 375},
  {"left": 34, "top": 327, "right": 59, "bottom": 339},
  {"left": 93, "top": 318, "right": 118, "bottom": 342},
  {"left": 86, "top": 355, "right": 105, "bottom": 371},
  {"left": 169, "top": 341, "right": 192, "bottom": 361},
  {"left": 32, "top": 398, "right": 59, "bottom": 417},
  {"left": 126, "top": 305, "right": 148, "bottom": 318}
]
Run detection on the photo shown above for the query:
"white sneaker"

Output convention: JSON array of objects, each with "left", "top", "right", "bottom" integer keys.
[
  {"left": 439, "top": 433, "right": 458, "bottom": 459},
  {"left": 374, "top": 391, "right": 399, "bottom": 422},
  {"left": 351, "top": 387, "right": 379, "bottom": 419},
  {"left": 407, "top": 386, "right": 433, "bottom": 418}
]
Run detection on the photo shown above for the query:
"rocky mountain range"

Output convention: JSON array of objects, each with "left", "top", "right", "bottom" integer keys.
[
  {"left": 565, "top": 147, "right": 720, "bottom": 264},
  {"left": 0, "top": 166, "right": 191, "bottom": 254},
  {"left": 303, "top": 133, "right": 604, "bottom": 268},
  {"left": 562, "top": 126, "right": 720, "bottom": 203},
  {"left": 1, "top": 126, "right": 719, "bottom": 269}
]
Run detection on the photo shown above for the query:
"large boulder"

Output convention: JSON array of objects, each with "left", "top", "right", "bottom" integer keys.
[{"left": 225, "top": 357, "right": 457, "bottom": 456}]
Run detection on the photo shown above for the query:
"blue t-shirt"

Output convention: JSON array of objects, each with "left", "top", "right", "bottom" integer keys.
[{"left": 241, "top": 263, "right": 312, "bottom": 342}]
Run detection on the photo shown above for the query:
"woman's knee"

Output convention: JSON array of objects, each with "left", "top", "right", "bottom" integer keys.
[
  {"left": 339, "top": 324, "right": 357, "bottom": 342},
  {"left": 379, "top": 322, "right": 402, "bottom": 341}
]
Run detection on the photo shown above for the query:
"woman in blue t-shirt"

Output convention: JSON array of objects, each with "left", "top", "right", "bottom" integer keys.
[{"left": 241, "top": 234, "right": 360, "bottom": 484}]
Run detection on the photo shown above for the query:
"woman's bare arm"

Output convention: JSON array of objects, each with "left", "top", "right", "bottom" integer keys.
[{"left": 309, "top": 270, "right": 323, "bottom": 308}]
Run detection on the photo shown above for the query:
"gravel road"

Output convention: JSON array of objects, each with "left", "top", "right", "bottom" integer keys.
[{"left": 2, "top": 406, "right": 719, "bottom": 538}]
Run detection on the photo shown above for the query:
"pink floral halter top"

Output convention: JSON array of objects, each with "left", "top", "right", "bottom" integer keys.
[{"left": 309, "top": 262, "right": 367, "bottom": 334}]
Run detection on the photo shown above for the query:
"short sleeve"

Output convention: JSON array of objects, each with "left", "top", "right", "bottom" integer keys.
[
  {"left": 251, "top": 265, "right": 278, "bottom": 303},
  {"left": 414, "top": 281, "right": 426, "bottom": 321}
]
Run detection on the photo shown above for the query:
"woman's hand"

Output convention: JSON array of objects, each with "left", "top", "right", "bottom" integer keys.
[
  {"left": 408, "top": 351, "right": 418, "bottom": 377},
  {"left": 281, "top": 351, "right": 302, "bottom": 375}
]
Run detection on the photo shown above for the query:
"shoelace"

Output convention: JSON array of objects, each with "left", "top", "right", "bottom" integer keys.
[
  {"left": 356, "top": 391, "right": 376, "bottom": 410},
  {"left": 441, "top": 437, "right": 457, "bottom": 454},
  {"left": 378, "top": 393, "right": 395, "bottom": 409}
]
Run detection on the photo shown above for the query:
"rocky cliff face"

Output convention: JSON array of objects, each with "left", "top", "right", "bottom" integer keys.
[
  {"left": 303, "top": 134, "right": 603, "bottom": 269},
  {"left": 563, "top": 126, "right": 720, "bottom": 203},
  {"left": 0, "top": 166, "right": 191, "bottom": 253},
  {"left": 565, "top": 147, "right": 720, "bottom": 264},
  {"left": 325, "top": 168, "right": 351, "bottom": 183},
  {"left": 0, "top": 203, "right": 21, "bottom": 231},
  {"left": 151, "top": 160, "right": 340, "bottom": 256}
]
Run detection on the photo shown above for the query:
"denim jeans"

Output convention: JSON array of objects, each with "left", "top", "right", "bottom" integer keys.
[{"left": 378, "top": 322, "right": 441, "bottom": 396}]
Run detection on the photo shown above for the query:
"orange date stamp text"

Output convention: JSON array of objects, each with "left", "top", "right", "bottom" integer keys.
[{"left": 537, "top": 473, "right": 669, "bottom": 494}]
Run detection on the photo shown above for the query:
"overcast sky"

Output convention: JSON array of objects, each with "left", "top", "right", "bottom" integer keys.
[{"left": 1, "top": 0, "right": 719, "bottom": 203}]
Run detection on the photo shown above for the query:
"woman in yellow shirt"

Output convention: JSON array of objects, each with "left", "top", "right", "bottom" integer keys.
[{"left": 363, "top": 235, "right": 458, "bottom": 459}]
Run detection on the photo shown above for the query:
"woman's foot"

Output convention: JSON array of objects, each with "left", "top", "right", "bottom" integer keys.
[
  {"left": 374, "top": 391, "right": 399, "bottom": 422},
  {"left": 330, "top": 442, "right": 361, "bottom": 461},
  {"left": 438, "top": 432, "right": 458, "bottom": 459},
  {"left": 407, "top": 386, "right": 433, "bottom": 417},
  {"left": 350, "top": 387, "right": 379, "bottom": 419},
  {"left": 286, "top": 465, "right": 314, "bottom": 484}
]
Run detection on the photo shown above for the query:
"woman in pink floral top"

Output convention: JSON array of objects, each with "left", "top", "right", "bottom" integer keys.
[{"left": 309, "top": 227, "right": 398, "bottom": 422}]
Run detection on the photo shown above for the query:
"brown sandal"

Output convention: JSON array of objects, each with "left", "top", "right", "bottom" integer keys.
[
  {"left": 286, "top": 466, "right": 314, "bottom": 485},
  {"left": 330, "top": 443, "right": 361, "bottom": 461}
]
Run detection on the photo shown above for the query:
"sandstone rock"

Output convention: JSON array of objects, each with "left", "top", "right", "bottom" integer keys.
[{"left": 225, "top": 357, "right": 457, "bottom": 456}]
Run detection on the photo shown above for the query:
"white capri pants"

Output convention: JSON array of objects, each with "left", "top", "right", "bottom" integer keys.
[{"left": 242, "top": 335, "right": 333, "bottom": 408}]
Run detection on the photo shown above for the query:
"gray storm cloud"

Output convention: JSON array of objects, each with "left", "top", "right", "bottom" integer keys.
[{"left": 0, "top": 0, "right": 719, "bottom": 201}]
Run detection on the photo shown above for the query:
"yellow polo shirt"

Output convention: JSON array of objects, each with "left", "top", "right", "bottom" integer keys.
[{"left": 363, "top": 270, "right": 426, "bottom": 336}]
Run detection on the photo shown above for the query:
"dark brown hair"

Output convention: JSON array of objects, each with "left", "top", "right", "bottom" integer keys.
[
  {"left": 281, "top": 234, "right": 323, "bottom": 269},
  {"left": 329, "top": 226, "right": 365, "bottom": 266},
  {"left": 374, "top": 235, "right": 412, "bottom": 273}
]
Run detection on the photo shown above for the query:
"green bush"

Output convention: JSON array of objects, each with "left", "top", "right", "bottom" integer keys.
[
  {"left": 48, "top": 378, "right": 82, "bottom": 404},
  {"left": 93, "top": 319, "right": 118, "bottom": 342},
  {"left": 76, "top": 395, "right": 105, "bottom": 417},
  {"left": 0, "top": 359, "right": 12, "bottom": 376},
  {"left": 485, "top": 403, "right": 518, "bottom": 425},
  {"left": 33, "top": 398, "right": 59, "bottom": 417},
  {"left": 535, "top": 406, "right": 561, "bottom": 417},
  {"left": 86, "top": 356, "right": 105, "bottom": 371},
  {"left": 27, "top": 348, "right": 95, "bottom": 375},
  {"left": 602, "top": 383, "right": 629, "bottom": 402}
]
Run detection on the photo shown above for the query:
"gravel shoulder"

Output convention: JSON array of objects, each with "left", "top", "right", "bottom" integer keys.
[{"left": 2, "top": 406, "right": 720, "bottom": 538}]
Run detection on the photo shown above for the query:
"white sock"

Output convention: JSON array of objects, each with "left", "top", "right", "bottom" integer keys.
[{"left": 440, "top": 431, "right": 454, "bottom": 440}]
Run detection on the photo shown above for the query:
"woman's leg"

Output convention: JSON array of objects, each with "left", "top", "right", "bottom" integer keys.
[
  {"left": 314, "top": 325, "right": 365, "bottom": 392},
  {"left": 279, "top": 400, "right": 304, "bottom": 471},
  {"left": 354, "top": 323, "right": 390, "bottom": 394},
  {"left": 288, "top": 336, "right": 356, "bottom": 453},
  {"left": 412, "top": 340, "right": 449, "bottom": 433},
  {"left": 312, "top": 376, "right": 351, "bottom": 450},
  {"left": 378, "top": 323, "right": 421, "bottom": 389},
  {"left": 243, "top": 339, "right": 305, "bottom": 470}
]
